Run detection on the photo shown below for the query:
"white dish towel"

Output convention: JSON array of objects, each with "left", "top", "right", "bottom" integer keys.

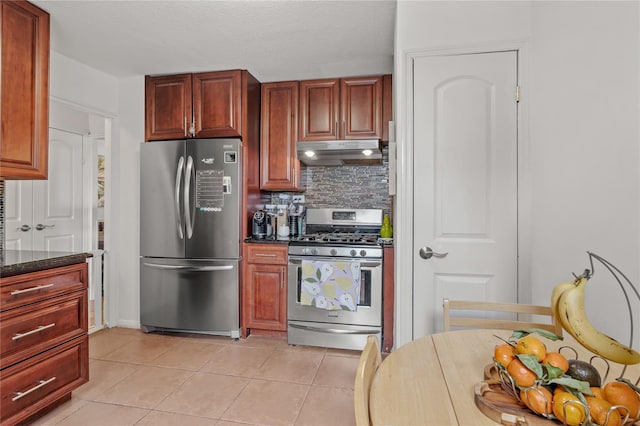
[{"left": 299, "top": 260, "right": 361, "bottom": 312}]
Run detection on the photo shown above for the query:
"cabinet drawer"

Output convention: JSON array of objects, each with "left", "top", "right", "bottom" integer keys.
[
  {"left": 246, "top": 244, "right": 288, "bottom": 265},
  {"left": 0, "top": 336, "right": 88, "bottom": 425},
  {"left": 1, "top": 291, "right": 87, "bottom": 369},
  {"left": 0, "top": 263, "right": 87, "bottom": 311}
]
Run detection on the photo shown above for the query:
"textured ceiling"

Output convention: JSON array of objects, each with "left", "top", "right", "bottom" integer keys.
[{"left": 32, "top": 0, "right": 396, "bottom": 82}]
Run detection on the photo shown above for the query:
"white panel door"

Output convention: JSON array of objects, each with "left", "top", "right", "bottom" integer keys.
[
  {"left": 4, "top": 181, "right": 34, "bottom": 250},
  {"left": 413, "top": 51, "right": 519, "bottom": 337},
  {"left": 5, "top": 129, "right": 84, "bottom": 252},
  {"left": 33, "top": 129, "right": 84, "bottom": 252}
]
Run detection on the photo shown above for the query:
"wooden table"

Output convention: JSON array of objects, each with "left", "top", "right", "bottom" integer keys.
[{"left": 369, "top": 329, "right": 640, "bottom": 425}]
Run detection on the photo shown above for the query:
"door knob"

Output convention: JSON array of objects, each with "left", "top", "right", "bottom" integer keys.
[
  {"left": 419, "top": 246, "right": 448, "bottom": 259},
  {"left": 35, "top": 224, "right": 55, "bottom": 231},
  {"left": 17, "top": 225, "right": 31, "bottom": 232}
]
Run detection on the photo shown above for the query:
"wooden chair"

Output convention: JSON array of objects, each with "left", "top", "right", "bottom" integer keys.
[
  {"left": 354, "top": 335, "right": 382, "bottom": 426},
  {"left": 442, "top": 299, "right": 563, "bottom": 336}
]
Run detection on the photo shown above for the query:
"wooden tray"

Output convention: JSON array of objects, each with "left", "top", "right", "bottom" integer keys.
[{"left": 474, "top": 381, "right": 556, "bottom": 426}]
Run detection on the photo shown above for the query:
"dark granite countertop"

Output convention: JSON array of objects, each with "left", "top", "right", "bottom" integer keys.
[
  {"left": 244, "top": 237, "right": 289, "bottom": 245},
  {"left": 0, "top": 250, "right": 93, "bottom": 278}
]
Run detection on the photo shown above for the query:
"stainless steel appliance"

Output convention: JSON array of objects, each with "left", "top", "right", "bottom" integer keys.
[
  {"left": 140, "top": 139, "right": 242, "bottom": 338},
  {"left": 296, "top": 139, "right": 382, "bottom": 166},
  {"left": 288, "top": 208, "right": 383, "bottom": 350}
]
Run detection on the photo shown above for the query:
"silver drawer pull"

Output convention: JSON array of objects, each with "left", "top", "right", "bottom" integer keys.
[
  {"left": 12, "top": 377, "right": 57, "bottom": 401},
  {"left": 10, "top": 283, "right": 54, "bottom": 296},
  {"left": 12, "top": 323, "right": 56, "bottom": 341},
  {"left": 255, "top": 253, "right": 277, "bottom": 257}
]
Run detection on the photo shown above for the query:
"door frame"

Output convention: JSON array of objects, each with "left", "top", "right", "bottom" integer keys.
[
  {"left": 394, "top": 40, "right": 532, "bottom": 348},
  {"left": 49, "top": 97, "right": 115, "bottom": 331}
]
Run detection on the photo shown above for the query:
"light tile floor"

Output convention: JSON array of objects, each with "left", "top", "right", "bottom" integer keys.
[{"left": 32, "top": 328, "right": 360, "bottom": 426}]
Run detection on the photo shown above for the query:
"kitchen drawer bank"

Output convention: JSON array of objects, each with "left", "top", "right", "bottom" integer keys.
[{"left": 0, "top": 251, "right": 91, "bottom": 426}]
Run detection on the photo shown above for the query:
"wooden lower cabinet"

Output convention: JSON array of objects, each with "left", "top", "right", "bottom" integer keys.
[
  {"left": 242, "top": 244, "right": 288, "bottom": 337},
  {"left": 0, "top": 262, "right": 89, "bottom": 426},
  {"left": 1, "top": 337, "right": 88, "bottom": 425}
]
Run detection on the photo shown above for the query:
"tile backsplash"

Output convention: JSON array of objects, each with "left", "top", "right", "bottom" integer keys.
[{"left": 265, "top": 146, "right": 393, "bottom": 215}]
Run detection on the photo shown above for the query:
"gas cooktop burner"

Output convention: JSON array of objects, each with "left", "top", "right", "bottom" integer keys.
[{"left": 291, "top": 233, "right": 380, "bottom": 245}]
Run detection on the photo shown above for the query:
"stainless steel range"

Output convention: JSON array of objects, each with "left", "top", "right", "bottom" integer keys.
[{"left": 287, "top": 208, "right": 383, "bottom": 350}]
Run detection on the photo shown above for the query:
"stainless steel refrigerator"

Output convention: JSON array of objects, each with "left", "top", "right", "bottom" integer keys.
[{"left": 140, "top": 138, "right": 242, "bottom": 338}]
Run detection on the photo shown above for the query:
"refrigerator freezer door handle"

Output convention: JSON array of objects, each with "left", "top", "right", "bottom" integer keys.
[
  {"left": 175, "top": 156, "right": 185, "bottom": 239},
  {"left": 142, "top": 262, "right": 234, "bottom": 272},
  {"left": 184, "top": 155, "right": 195, "bottom": 239}
]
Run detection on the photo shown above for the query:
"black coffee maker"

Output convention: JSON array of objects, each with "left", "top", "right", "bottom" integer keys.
[{"left": 252, "top": 210, "right": 267, "bottom": 239}]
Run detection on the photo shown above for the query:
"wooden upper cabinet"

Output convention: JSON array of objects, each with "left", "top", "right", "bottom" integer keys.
[
  {"left": 145, "top": 70, "right": 242, "bottom": 141},
  {"left": 193, "top": 70, "right": 242, "bottom": 138},
  {"left": 260, "top": 81, "right": 301, "bottom": 191},
  {"left": 145, "top": 74, "right": 192, "bottom": 141},
  {"left": 0, "top": 1, "right": 50, "bottom": 179},
  {"left": 341, "top": 76, "right": 383, "bottom": 139},
  {"left": 299, "top": 79, "right": 340, "bottom": 141},
  {"left": 299, "top": 76, "right": 382, "bottom": 142}
]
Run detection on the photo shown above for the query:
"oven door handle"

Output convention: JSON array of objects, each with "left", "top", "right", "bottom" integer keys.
[
  {"left": 287, "top": 257, "right": 381, "bottom": 268},
  {"left": 289, "top": 323, "right": 380, "bottom": 335}
]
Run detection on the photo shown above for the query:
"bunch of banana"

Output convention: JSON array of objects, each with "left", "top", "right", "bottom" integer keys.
[{"left": 551, "top": 276, "right": 640, "bottom": 365}]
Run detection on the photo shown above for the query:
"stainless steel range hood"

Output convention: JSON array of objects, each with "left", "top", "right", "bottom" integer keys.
[{"left": 296, "top": 139, "right": 382, "bottom": 166}]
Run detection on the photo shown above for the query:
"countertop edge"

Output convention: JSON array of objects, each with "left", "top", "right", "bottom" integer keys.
[{"left": 1, "top": 252, "right": 93, "bottom": 278}]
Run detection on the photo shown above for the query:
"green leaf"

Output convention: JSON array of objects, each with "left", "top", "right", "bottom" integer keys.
[
  {"left": 510, "top": 330, "right": 529, "bottom": 340},
  {"left": 511, "top": 328, "right": 563, "bottom": 341},
  {"left": 544, "top": 363, "right": 564, "bottom": 380},
  {"left": 548, "top": 377, "right": 593, "bottom": 395},
  {"left": 527, "top": 328, "right": 564, "bottom": 341},
  {"left": 517, "top": 353, "right": 544, "bottom": 378}
]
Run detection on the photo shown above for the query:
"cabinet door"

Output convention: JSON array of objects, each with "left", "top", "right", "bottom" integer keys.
[
  {"left": 299, "top": 78, "right": 339, "bottom": 141},
  {"left": 193, "top": 70, "right": 242, "bottom": 138},
  {"left": 260, "top": 81, "right": 301, "bottom": 191},
  {"left": 0, "top": 1, "right": 49, "bottom": 179},
  {"left": 245, "top": 263, "right": 287, "bottom": 331},
  {"left": 341, "top": 76, "right": 383, "bottom": 139},
  {"left": 145, "top": 74, "right": 192, "bottom": 141}
]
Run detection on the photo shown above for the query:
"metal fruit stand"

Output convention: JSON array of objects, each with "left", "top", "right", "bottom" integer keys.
[{"left": 496, "top": 252, "right": 640, "bottom": 425}]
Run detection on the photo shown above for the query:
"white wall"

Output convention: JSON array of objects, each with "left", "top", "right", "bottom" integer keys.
[
  {"left": 110, "top": 77, "right": 144, "bottom": 328},
  {"left": 395, "top": 1, "right": 639, "bottom": 348},
  {"left": 49, "top": 52, "right": 144, "bottom": 328},
  {"left": 50, "top": 52, "right": 118, "bottom": 117}
]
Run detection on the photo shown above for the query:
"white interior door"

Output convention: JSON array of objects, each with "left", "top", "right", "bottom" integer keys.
[
  {"left": 412, "top": 51, "right": 519, "bottom": 337},
  {"left": 4, "top": 181, "right": 34, "bottom": 250},
  {"left": 5, "top": 128, "right": 84, "bottom": 252},
  {"left": 34, "top": 129, "right": 84, "bottom": 251}
]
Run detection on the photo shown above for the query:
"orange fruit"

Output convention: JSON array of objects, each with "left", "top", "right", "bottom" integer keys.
[
  {"left": 494, "top": 344, "right": 516, "bottom": 368},
  {"left": 586, "top": 396, "right": 622, "bottom": 426},
  {"left": 516, "top": 335, "right": 547, "bottom": 362},
  {"left": 520, "top": 386, "right": 553, "bottom": 415},
  {"left": 603, "top": 381, "right": 640, "bottom": 418},
  {"left": 543, "top": 351, "right": 569, "bottom": 373},
  {"left": 507, "top": 358, "right": 537, "bottom": 388},
  {"left": 553, "top": 390, "right": 587, "bottom": 426},
  {"left": 591, "top": 387, "right": 607, "bottom": 400}
]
